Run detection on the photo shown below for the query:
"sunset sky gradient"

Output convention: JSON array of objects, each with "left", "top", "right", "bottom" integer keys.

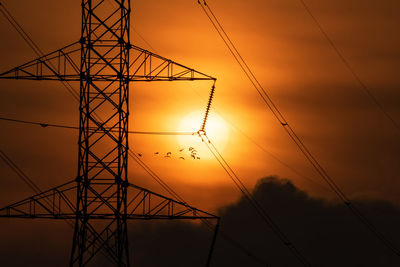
[{"left": 0, "top": 0, "right": 400, "bottom": 265}]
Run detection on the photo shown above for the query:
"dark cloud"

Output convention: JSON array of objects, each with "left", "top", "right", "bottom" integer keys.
[
  {"left": 2, "top": 177, "right": 399, "bottom": 266},
  {"left": 215, "top": 177, "right": 400, "bottom": 266},
  {"left": 129, "top": 176, "right": 400, "bottom": 266}
]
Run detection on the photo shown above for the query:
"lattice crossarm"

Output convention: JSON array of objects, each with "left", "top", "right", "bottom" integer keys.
[
  {"left": 0, "top": 42, "right": 81, "bottom": 81},
  {"left": 125, "top": 183, "right": 218, "bottom": 220},
  {"left": 0, "top": 181, "right": 77, "bottom": 219},
  {"left": 129, "top": 44, "right": 216, "bottom": 82}
]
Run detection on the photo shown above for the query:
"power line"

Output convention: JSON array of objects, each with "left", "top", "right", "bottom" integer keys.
[
  {"left": 0, "top": 2, "right": 42, "bottom": 55},
  {"left": 0, "top": 116, "right": 195, "bottom": 136},
  {"left": 297, "top": 0, "right": 400, "bottom": 133},
  {"left": 0, "top": 149, "right": 41, "bottom": 193},
  {"left": 198, "top": 0, "right": 400, "bottom": 258},
  {"left": 230, "top": 124, "right": 329, "bottom": 192}
]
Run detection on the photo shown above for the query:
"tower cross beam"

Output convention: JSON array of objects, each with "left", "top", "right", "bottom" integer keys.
[
  {"left": 0, "top": 44, "right": 216, "bottom": 82},
  {"left": 0, "top": 181, "right": 217, "bottom": 220}
]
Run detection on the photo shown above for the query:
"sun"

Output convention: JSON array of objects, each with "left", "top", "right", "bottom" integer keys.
[{"left": 177, "top": 111, "right": 229, "bottom": 159}]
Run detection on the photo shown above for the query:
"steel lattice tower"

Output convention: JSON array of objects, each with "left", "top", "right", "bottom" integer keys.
[
  {"left": 72, "top": 1, "right": 131, "bottom": 265},
  {"left": 0, "top": 1, "right": 219, "bottom": 266}
]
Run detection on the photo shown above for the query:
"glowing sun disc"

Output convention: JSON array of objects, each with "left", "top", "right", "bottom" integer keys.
[{"left": 177, "top": 111, "right": 229, "bottom": 159}]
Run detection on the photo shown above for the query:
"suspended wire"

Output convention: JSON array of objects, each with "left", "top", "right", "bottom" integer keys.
[
  {"left": 197, "top": 2, "right": 314, "bottom": 265},
  {"left": 0, "top": 9, "right": 37, "bottom": 55},
  {"left": 200, "top": 134, "right": 311, "bottom": 267},
  {"left": 0, "top": 116, "right": 195, "bottom": 136},
  {"left": 0, "top": 2, "right": 42, "bottom": 55},
  {"left": 0, "top": 116, "right": 77, "bottom": 129},
  {"left": 0, "top": 149, "right": 42, "bottom": 193},
  {"left": 197, "top": 0, "right": 400, "bottom": 257},
  {"left": 128, "top": 131, "right": 194, "bottom": 136},
  {"left": 298, "top": 0, "right": 400, "bottom": 133},
  {"left": 197, "top": 0, "right": 284, "bottom": 122},
  {"left": 230, "top": 124, "right": 329, "bottom": 192}
]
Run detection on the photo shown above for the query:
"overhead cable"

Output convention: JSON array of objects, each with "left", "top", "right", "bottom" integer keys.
[
  {"left": 298, "top": 0, "right": 400, "bottom": 132},
  {"left": 0, "top": 116, "right": 195, "bottom": 136},
  {"left": 198, "top": 0, "right": 400, "bottom": 257}
]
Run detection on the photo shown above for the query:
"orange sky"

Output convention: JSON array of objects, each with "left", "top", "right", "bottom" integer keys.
[{"left": 1, "top": 0, "right": 400, "bottom": 214}]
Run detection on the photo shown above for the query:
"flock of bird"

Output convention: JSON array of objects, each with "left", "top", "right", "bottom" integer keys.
[{"left": 137, "top": 147, "right": 201, "bottom": 160}]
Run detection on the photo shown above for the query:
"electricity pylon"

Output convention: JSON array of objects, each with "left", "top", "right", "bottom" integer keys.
[{"left": 0, "top": 1, "right": 218, "bottom": 266}]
